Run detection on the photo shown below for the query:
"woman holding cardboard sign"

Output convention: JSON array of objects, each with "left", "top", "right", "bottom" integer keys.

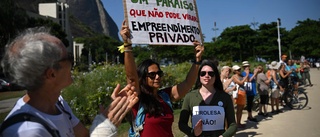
[
  {"left": 120, "top": 20, "right": 204, "bottom": 137},
  {"left": 178, "top": 60, "right": 237, "bottom": 137}
]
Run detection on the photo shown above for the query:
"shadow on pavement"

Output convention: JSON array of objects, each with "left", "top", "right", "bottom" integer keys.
[{"left": 235, "top": 131, "right": 262, "bottom": 137}]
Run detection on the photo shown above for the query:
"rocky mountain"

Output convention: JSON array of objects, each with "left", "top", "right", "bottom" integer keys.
[
  {"left": 66, "top": 0, "right": 119, "bottom": 40},
  {"left": 13, "top": 0, "right": 119, "bottom": 40}
]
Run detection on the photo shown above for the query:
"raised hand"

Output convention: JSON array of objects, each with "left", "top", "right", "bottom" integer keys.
[
  {"left": 193, "top": 40, "right": 204, "bottom": 61},
  {"left": 111, "top": 84, "right": 136, "bottom": 99},
  {"left": 100, "top": 84, "right": 139, "bottom": 127},
  {"left": 120, "top": 20, "right": 131, "bottom": 43}
]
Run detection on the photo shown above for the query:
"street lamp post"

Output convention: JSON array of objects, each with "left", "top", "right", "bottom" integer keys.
[
  {"left": 116, "top": 56, "right": 119, "bottom": 64},
  {"left": 212, "top": 21, "right": 218, "bottom": 42},
  {"left": 277, "top": 18, "right": 281, "bottom": 62},
  {"left": 106, "top": 52, "right": 108, "bottom": 63}
]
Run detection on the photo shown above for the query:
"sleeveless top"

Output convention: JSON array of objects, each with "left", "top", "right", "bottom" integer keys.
[
  {"left": 237, "top": 76, "right": 245, "bottom": 91},
  {"left": 223, "top": 78, "right": 236, "bottom": 95},
  {"left": 270, "top": 71, "right": 280, "bottom": 89},
  {"left": 280, "top": 69, "right": 289, "bottom": 88}
]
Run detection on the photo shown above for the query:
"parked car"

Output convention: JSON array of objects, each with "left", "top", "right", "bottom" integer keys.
[{"left": 0, "top": 78, "right": 25, "bottom": 91}]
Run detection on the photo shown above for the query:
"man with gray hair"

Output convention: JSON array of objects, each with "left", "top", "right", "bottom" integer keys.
[{"left": 0, "top": 27, "right": 138, "bottom": 137}]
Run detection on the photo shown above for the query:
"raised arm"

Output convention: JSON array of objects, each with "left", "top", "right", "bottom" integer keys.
[
  {"left": 279, "top": 68, "right": 291, "bottom": 79},
  {"left": 120, "top": 20, "right": 140, "bottom": 95},
  {"left": 249, "top": 68, "right": 258, "bottom": 82},
  {"left": 233, "top": 72, "right": 248, "bottom": 86},
  {"left": 171, "top": 41, "right": 204, "bottom": 101}
]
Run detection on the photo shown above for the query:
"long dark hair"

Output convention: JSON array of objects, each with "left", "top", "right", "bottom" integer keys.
[
  {"left": 137, "top": 59, "right": 164, "bottom": 116},
  {"left": 194, "top": 60, "right": 224, "bottom": 92}
]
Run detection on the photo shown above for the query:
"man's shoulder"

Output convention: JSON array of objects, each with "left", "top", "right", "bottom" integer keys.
[{"left": 1, "top": 120, "right": 51, "bottom": 136}]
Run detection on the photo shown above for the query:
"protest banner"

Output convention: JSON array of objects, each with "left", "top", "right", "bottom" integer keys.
[{"left": 123, "top": 0, "right": 203, "bottom": 45}]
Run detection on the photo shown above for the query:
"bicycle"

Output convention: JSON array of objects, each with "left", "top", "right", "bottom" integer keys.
[
  {"left": 252, "top": 94, "right": 260, "bottom": 112},
  {"left": 282, "top": 77, "right": 308, "bottom": 109}
]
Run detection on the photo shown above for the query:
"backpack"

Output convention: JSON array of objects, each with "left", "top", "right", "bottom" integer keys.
[
  {"left": 0, "top": 101, "right": 70, "bottom": 137},
  {"left": 128, "top": 90, "right": 173, "bottom": 137}
]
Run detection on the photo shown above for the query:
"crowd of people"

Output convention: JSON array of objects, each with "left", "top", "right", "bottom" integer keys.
[
  {"left": 221, "top": 54, "right": 314, "bottom": 131},
  {"left": 0, "top": 24, "right": 314, "bottom": 137}
]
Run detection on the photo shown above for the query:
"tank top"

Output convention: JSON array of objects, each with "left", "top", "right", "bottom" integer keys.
[{"left": 270, "top": 71, "right": 280, "bottom": 89}]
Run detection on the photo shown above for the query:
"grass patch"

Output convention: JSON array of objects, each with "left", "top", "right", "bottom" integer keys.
[
  {"left": 0, "top": 90, "right": 26, "bottom": 101},
  {"left": 0, "top": 91, "right": 26, "bottom": 123},
  {"left": 0, "top": 111, "right": 10, "bottom": 123}
]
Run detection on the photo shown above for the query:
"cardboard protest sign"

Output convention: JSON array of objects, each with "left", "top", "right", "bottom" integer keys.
[{"left": 123, "top": 0, "right": 203, "bottom": 45}]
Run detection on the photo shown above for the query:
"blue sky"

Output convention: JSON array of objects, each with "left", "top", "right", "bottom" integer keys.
[{"left": 102, "top": 0, "right": 320, "bottom": 42}]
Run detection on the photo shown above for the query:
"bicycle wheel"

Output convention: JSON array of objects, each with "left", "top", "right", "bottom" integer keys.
[
  {"left": 290, "top": 91, "right": 308, "bottom": 110},
  {"left": 252, "top": 95, "right": 260, "bottom": 112},
  {"left": 283, "top": 92, "right": 293, "bottom": 109}
]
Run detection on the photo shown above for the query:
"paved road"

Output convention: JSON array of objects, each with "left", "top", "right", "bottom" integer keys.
[
  {"left": 236, "top": 68, "right": 320, "bottom": 137},
  {"left": 1, "top": 69, "right": 319, "bottom": 137},
  {"left": 0, "top": 97, "right": 19, "bottom": 114}
]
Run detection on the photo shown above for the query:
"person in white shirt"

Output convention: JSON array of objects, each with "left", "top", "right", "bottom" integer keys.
[{"left": 0, "top": 27, "right": 138, "bottom": 137}]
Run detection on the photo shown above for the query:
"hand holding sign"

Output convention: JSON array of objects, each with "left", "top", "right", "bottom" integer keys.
[
  {"left": 120, "top": 20, "right": 131, "bottom": 44},
  {"left": 194, "top": 119, "right": 203, "bottom": 136},
  {"left": 193, "top": 40, "right": 204, "bottom": 62}
]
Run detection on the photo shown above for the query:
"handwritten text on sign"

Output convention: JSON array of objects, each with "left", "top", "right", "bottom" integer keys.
[
  {"left": 192, "top": 106, "right": 225, "bottom": 131},
  {"left": 124, "top": 0, "right": 202, "bottom": 45}
]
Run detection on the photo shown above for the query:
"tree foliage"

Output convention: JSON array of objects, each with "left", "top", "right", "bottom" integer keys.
[
  {"left": 1, "top": 0, "right": 319, "bottom": 67},
  {"left": 288, "top": 18, "right": 320, "bottom": 59},
  {"left": 0, "top": 0, "right": 28, "bottom": 47}
]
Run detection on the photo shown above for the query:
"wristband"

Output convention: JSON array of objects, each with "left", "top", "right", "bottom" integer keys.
[
  {"left": 124, "top": 43, "right": 132, "bottom": 47},
  {"left": 118, "top": 43, "right": 132, "bottom": 53},
  {"left": 193, "top": 60, "right": 202, "bottom": 65},
  {"left": 124, "top": 49, "right": 132, "bottom": 52}
]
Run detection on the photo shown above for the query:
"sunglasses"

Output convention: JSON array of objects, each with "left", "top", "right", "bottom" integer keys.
[
  {"left": 59, "top": 53, "right": 74, "bottom": 65},
  {"left": 200, "top": 71, "right": 215, "bottom": 77},
  {"left": 146, "top": 70, "right": 164, "bottom": 80}
]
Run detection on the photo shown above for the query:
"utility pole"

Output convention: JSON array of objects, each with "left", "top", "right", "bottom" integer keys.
[
  {"left": 106, "top": 52, "right": 108, "bottom": 63},
  {"left": 88, "top": 47, "right": 92, "bottom": 65},
  {"left": 251, "top": 17, "right": 259, "bottom": 60},
  {"left": 212, "top": 21, "right": 219, "bottom": 42},
  {"left": 251, "top": 17, "right": 259, "bottom": 30},
  {"left": 277, "top": 18, "right": 281, "bottom": 62}
]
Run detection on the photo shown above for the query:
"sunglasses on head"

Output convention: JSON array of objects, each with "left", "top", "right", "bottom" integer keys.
[
  {"left": 146, "top": 70, "right": 164, "bottom": 79},
  {"left": 200, "top": 71, "right": 215, "bottom": 77}
]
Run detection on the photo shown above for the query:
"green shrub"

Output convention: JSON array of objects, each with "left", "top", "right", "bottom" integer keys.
[
  {"left": 62, "top": 64, "right": 127, "bottom": 124},
  {"left": 62, "top": 62, "right": 192, "bottom": 125}
]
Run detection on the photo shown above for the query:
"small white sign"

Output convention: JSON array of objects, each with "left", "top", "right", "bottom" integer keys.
[{"left": 192, "top": 106, "right": 225, "bottom": 131}]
